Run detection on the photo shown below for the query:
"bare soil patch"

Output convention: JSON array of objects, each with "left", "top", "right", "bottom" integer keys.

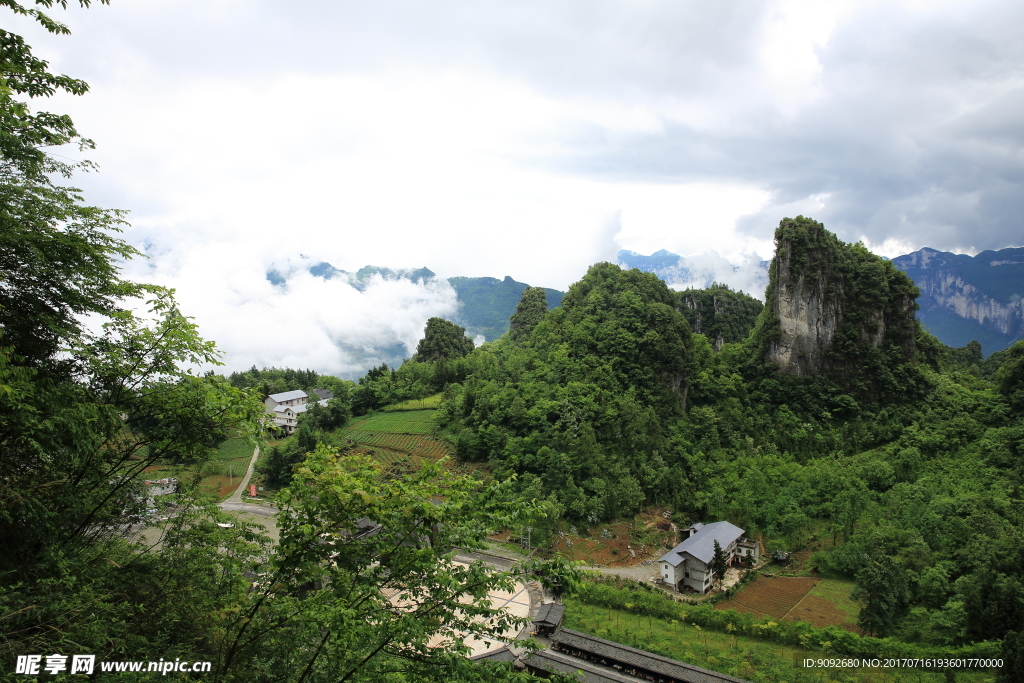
[{"left": 715, "top": 576, "right": 817, "bottom": 618}]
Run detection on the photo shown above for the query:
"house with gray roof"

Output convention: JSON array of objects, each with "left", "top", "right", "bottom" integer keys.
[
  {"left": 265, "top": 390, "right": 326, "bottom": 435},
  {"left": 658, "top": 521, "right": 758, "bottom": 593}
]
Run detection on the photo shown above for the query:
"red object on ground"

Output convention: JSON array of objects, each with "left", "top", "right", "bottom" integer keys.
[{"left": 249, "top": 484, "right": 257, "bottom": 497}]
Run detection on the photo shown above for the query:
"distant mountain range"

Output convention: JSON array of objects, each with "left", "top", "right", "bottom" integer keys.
[
  {"left": 891, "top": 247, "right": 1024, "bottom": 356},
  {"left": 266, "top": 262, "right": 565, "bottom": 343},
  {"left": 268, "top": 245, "right": 1024, "bottom": 362}
]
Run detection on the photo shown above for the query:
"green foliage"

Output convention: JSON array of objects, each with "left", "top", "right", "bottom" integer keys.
[
  {"left": 216, "top": 444, "right": 584, "bottom": 682},
  {"left": 414, "top": 317, "right": 476, "bottom": 363},
  {"left": 995, "top": 340, "right": 1024, "bottom": 412},
  {"left": 0, "top": 293, "right": 268, "bottom": 663},
  {"left": 677, "top": 283, "right": 763, "bottom": 349},
  {"left": 300, "top": 396, "right": 352, "bottom": 432},
  {"left": 508, "top": 286, "right": 548, "bottom": 343},
  {"left": 945, "top": 340, "right": 984, "bottom": 375},
  {"left": 437, "top": 262, "right": 694, "bottom": 521},
  {"left": 712, "top": 539, "right": 727, "bottom": 584},
  {"left": 0, "top": 7, "right": 148, "bottom": 366},
  {"left": 228, "top": 365, "right": 323, "bottom": 396},
  {"left": 996, "top": 630, "right": 1024, "bottom": 683},
  {"left": 853, "top": 554, "right": 911, "bottom": 636}
]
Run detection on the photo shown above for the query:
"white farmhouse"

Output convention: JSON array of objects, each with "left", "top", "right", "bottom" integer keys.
[
  {"left": 264, "top": 389, "right": 331, "bottom": 435},
  {"left": 658, "top": 521, "right": 760, "bottom": 593}
]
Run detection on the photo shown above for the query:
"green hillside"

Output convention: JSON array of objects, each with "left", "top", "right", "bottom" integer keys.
[{"left": 447, "top": 275, "right": 564, "bottom": 340}]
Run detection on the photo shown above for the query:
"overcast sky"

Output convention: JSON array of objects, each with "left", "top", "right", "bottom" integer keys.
[{"left": 13, "top": 0, "right": 1024, "bottom": 374}]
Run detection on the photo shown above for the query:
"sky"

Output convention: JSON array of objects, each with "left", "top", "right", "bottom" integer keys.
[{"left": 11, "top": 0, "right": 1024, "bottom": 375}]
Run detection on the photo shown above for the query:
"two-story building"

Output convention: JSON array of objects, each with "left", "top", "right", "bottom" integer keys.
[
  {"left": 264, "top": 389, "right": 332, "bottom": 435},
  {"left": 658, "top": 521, "right": 759, "bottom": 593}
]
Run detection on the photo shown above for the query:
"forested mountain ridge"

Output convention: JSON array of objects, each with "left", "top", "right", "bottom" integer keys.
[
  {"left": 619, "top": 242, "right": 1024, "bottom": 359},
  {"left": 447, "top": 275, "right": 564, "bottom": 340},
  {"left": 892, "top": 246, "right": 1024, "bottom": 355},
  {"left": 436, "top": 263, "right": 696, "bottom": 523}
]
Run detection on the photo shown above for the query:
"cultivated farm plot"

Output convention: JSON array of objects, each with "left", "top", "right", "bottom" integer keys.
[
  {"left": 715, "top": 576, "right": 817, "bottom": 619},
  {"left": 716, "top": 576, "right": 863, "bottom": 634},
  {"left": 345, "top": 431, "right": 449, "bottom": 460},
  {"left": 786, "top": 579, "right": 863, "bottom": 634},
  {"left": 341, "top": 410, "right": 451, "bottom": 467},
  {"left": 213, "top": 438, "right": 257, "bottom": 461},
  {"left": 345, "top": 410, "right": 436, "bottom": 434}
]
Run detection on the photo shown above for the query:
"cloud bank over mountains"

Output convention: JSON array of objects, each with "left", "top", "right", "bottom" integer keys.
[
  {"left": 124, "top": 247, "right": 461, "bottom": 378},
  {"left": 617, "top": 250, "right": 770, "bottom": 300},
  {"left": 12, "top": 0, "right": 1024, "bottom": 374},
  {"left": 123, "top": 242, "right": 768, "bottom": 378}
]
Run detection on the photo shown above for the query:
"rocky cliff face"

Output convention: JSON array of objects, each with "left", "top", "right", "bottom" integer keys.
[
  {"left": 892, "top": 247, "right": 1024, "bottom": 353},
  {"left": 759, "top": 217, "right": 919, "bottom": 390},
  {"left": 765, "top": 237, "right": 843, "bottom": 375}
]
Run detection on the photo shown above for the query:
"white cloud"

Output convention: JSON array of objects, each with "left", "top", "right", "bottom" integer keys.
[
  {"left": 123, "top": 241, "right": 459, "bottom": 376},
  {"left": 8, "top": 0, "right": 1024, "bottom": 373}
]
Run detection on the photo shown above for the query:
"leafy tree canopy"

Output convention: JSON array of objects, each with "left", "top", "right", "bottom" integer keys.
[
  {"left": 414, "top": 317, "right": 475, "bottom": 363},
  {"left": 508, "top": 286, "right": 548, "bottom": 343}
]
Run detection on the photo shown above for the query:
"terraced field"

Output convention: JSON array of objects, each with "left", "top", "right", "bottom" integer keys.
[
  {"left": 342, "top": 410, "right": 450, "bottom": 465},
  {"left": 346, "top": 410, "right": 437, "bottom": 434}
]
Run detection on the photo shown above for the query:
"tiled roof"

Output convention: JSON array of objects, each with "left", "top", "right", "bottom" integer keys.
[
  {"left": 469, "top": 647, "right": 518, "bottom": 663},
  {"left": 552, "top": 629, "right": 749, "bottom": 683},
  {"left": 535, "top": 603, "right": 565, "bottom": 626},
  {"left": 268, "top": 389, "right": 307, "bottom": 402},
  {"left": 521, "top": 649, "right": 634, "bottom": 683},
  {"left": 659, "top": 520, "right": 744, "bottom": 566}
]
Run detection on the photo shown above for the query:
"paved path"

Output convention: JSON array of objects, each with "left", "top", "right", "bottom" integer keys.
[
  {"left": 225, "top": 446, "right": 260, "bottom": 503},
  {"left": 219, "top": 446, "right": 280, "bottom": 516}
]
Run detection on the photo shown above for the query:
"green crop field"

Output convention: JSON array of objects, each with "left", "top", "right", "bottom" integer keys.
[
  {"left": 344, "top": 410, "right": 436, "bottom": 434},
  {"left": 214, "top": 438, "right": 257, "bottom": 460},
  {"left": 340, "top": 409, "right": 450, "bottom": 467},
  {"left": 344, "top": 432, "right": 449, "bottom": 460},
  {"left": 383, "top": 394, "right": 443, "bottom": 411}
]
